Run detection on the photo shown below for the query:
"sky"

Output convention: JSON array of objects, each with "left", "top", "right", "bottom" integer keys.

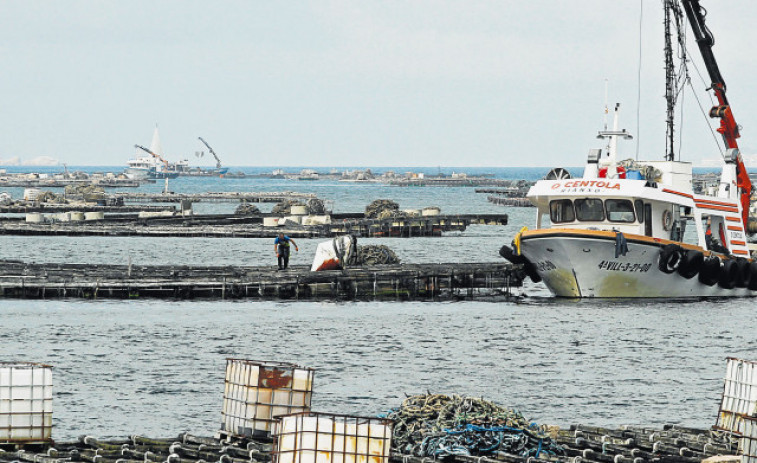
[{"left": 1, "top": 1, "right": 757, "bottom": 168}]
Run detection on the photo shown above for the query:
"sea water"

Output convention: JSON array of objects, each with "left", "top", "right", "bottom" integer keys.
[{"left": 0, "top": 167, "right": 754, "bottom": 440}]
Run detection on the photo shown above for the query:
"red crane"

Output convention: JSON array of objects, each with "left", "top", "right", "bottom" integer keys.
[{"left": 681, "top": 0, "right": 752, "bottom": 232}]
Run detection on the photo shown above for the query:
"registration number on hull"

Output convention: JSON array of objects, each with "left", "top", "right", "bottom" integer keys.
[{"left": 598, "top": 261, "right": 653, "bottom": 272}]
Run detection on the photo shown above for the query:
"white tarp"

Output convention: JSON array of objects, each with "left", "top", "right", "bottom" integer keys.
[{"left": 311, "top": 235, "right": 357, "bottom": 272}]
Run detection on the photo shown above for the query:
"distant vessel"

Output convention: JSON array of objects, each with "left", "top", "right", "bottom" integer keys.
[
  {"left": 185, "top": 137, "right": 229, "bottom": 177},
  {"left": 125, "top": 126, "right": 181, "bottom": 179}
]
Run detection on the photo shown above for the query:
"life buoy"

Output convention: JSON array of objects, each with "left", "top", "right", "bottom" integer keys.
[
  {"left": 748, "top": 262, "right": 757, "bottom": 291},
  {"left": 661, "top": 210, "right": 673, "bottom": 231},
  {"left": 718, "top": 259, "right": 738, "bottom": 289},
  {"left": 658, "top": 244, "right": 683, "bottom": 274},
  {"left": 598, "top": 166, "right": 627, "bottom": 179},
  {"left": 698, "top": 257, "right": 721, "bottom": 286},
  {"left": 734, "top": 258, "right": 751, "bottom": 288},
  {"left": 677, "top": 250, "right": 704, "bottom": 279}
]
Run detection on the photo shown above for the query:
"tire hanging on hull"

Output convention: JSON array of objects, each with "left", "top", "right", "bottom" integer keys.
[
  {"left": 698, "top": 257, "right": 721, "bottom": 287},
  {"left": 677, "top": 250, "right": 704, "bottom": 279},
  {"left": 658, "top": 244, "right": 683, "bottom": 274},
  {"left": 499, "top": 245, "right": 542, "bottom": 283}
]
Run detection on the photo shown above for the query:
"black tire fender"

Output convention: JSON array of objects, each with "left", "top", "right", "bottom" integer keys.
[
  {"left": 499, "top": 245, "right": 542, "bottom": 283},
  {"left": 658, "top": 244, "right": 683, "bottom": 274},
  {"left": 718, "top": 259, "right": 738, "bottom": 289},
  {"left": 748, "top": 262, "right": 757, "bottom": 291},
  {"left": 734, "top": 258, "right": 751, "bottom": 288},
  {"left": 677, "top": 250, "right": 704, "bottom": 279},
  {"left": 698, "top": 257, "right": 721, "bottom": 287}
]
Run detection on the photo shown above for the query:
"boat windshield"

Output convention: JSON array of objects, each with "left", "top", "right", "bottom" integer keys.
[
  {"left": 606, "top": 199, "right": 636, "bottom": 223},
  {"left": 550, "top": 199, "right": 575, "bottom": 223},
  {"left": 575, "top": 198, "right": 605, "bottom": 221}
]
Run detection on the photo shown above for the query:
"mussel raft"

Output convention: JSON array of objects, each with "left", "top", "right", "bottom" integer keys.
[{"left": 0, "top": 395, "right": 743, "bottom": 463}]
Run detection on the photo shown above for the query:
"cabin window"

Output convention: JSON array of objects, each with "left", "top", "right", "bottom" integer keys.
[
  {"left": 634, "top": 200, "right": 644, "bottom": 223},
  {"left": 549, "top": 199, "right": 575, "bottom": 223},
  {"left": 606, "top": 199, "right": 636, "bottom": 223},
  {"left": 575, "top": 198, "right": 605, "bottom": 221}
]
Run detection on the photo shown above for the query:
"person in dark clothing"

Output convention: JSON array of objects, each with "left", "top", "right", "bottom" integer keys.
[{"left": 274, "top": 233, "right": 298, "bottom": 270}]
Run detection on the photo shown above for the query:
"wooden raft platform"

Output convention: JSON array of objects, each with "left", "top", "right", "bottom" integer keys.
[
  {"left": 0, "top": 213, "right": 508, "bottom": 238},
  {"left": 0, "top": 261, "right": 522, "bottom": 300},
  {"left": 114, "top": 191, "right": 318, "bottom": 203}
]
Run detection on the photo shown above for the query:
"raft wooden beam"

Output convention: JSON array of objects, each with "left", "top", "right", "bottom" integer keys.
[
  {"left": 0, "top": 214, "right": 508, "bottom": 238},
  {"left": 114, "top": 191, "right": 318, "bottom": 203},
  {"left": 0, "top": 261, "right": 523, "bottom": 301}
]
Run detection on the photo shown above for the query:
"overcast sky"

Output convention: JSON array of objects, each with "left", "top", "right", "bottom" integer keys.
[{"left": 1, "top": 1, "right": 756, "bottom": 168}]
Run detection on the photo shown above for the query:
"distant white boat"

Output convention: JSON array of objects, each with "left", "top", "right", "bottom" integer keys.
[{"left": 125, "top": 126, "right": 186, "bottom": 179}]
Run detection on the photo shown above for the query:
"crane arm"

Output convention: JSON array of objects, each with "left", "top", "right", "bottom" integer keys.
[
  {"left": 681, "top": 0, "right": 752, "bottom": 230},
  {"left": 198, "top": 137, "right": 222, "bottom": 169},
  {"left": 134, "top": 144, "right": 169, "bottom": 166}
]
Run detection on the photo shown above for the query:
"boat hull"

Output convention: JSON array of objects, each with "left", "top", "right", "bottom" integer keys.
[{"left": 520, "top": 229, "right": 755, "bottom": 298}]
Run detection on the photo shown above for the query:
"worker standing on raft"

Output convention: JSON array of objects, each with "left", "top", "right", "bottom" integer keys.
[{"left": 274, "top": 233, "right": 299, "bottom": 270}]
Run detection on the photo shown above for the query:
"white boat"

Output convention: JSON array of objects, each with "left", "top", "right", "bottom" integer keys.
[
  {"left": 501, "top": 0, "right": 755, "bottom": 298},
  {"left": 125, "top": 126, "right": 184, "bottom": 179}
]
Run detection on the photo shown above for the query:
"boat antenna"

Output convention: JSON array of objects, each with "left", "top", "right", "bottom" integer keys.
[{"left": 603, "top": 79, "right": 609, "bottom": 132}]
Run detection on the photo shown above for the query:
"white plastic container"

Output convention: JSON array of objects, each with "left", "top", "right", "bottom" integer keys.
[
  {"left": 303, "top": 215, "right": 332, "bottom": 226},
  {"left": 0, "top": 362, "right": 53, "bottom": 443},
  {"left": 23, "top": 188, "right": 41, "bottom": 201},
  {"left": 221, "top": 359, "right": 314, "bottom": 438},
  {"left": 421, "top": 206, "right": 441, "bottom": 216},
  {"left": 25, "top": 213, "right": 43, "bottom": 223},
  {"left": 741, "top": 416, "right": 757, "bottom": 463},
  {"left": 70, "top": 212, "right": 85, "bottom": 221},
  {"left": 263, "top": 217, "right": 280, "bottom": 227},
  {"left": 273, "top": 412, "right": 392, "bottom": 463},
  {"left": 290, "top": 205, "right": 308, "bottom": 216},
  {"left": 716, "top": 357, "right": 757, "bottom": 435},
  {"left": 84, "top": 211, "right": 104, "bottom": 221},
  {"left": 56, "top": 212, "right": 71, "bottom": 222}
]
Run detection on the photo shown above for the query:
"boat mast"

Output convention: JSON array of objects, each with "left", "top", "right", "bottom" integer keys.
[
  {"left": 681, "top": 0, "right": 753, "bottom": 230},
  {"left": 663, "top": 2, "right": 675, "bottom": 161}
]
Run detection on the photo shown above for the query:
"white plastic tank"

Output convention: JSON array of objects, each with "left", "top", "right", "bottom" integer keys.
[
  {"left": 70, "top": 212, "right": 85, "bottom": 221},
  {"left": 304, "top": 215, "right": 331, "bottom": 226},
  {"left": 284, "top": 216, "right": 302, "bottom": 225},
  {"left": 421, "top": 206, "right": 441, "bottom": 216},
  {"left": 25, "top": 213, "right": 43, "bottom": 223},
  {"left": 403, "top": 209, "right": 421, "bottom": 217},
  {"left": 273, "top": 412, "right": 392, "bottom": 463},
  {"left": 23, "top": 188, "right": 41, "bottom": 201},
  {"left": 741, "top": 416, "right": 757, "bottom": 463},
  {"left": 0, "top": 362, "right": 53, "bottom": 443},
  {"left": 290, "top": 205, "right": 308, "bottom": 215},
  {"left": 221, "top": 359, "right": 314, "bottom": 439},
  {"left": 57, "top": 212, "right": 71, "bottom": 222},
  {"left": 84, "top": 211, "right": 104, "bottom": 221},
  {"left": 263, "top": 217, "right": 280, "bottom": 227}
]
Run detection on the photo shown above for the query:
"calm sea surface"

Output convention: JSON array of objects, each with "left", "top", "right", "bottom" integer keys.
[{"left": 0, "top": 167, "right": 754, "bottom": 440}]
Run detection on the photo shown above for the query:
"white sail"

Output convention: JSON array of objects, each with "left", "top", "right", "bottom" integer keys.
[{"left": 149, "top": 124, "right": 164, "bottom": 157}]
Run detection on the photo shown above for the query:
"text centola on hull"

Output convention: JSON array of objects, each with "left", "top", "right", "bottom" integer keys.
[{"left": 500, "top": 0, "right": 756, "bottom": 298}]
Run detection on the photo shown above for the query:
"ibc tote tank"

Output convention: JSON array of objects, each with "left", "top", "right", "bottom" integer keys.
[
  {"left": 0, "top": 362, "right": 53, "bottom": 443},
  {"left": 221, "top": 359, "right": 314, "bottom": 439}
]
